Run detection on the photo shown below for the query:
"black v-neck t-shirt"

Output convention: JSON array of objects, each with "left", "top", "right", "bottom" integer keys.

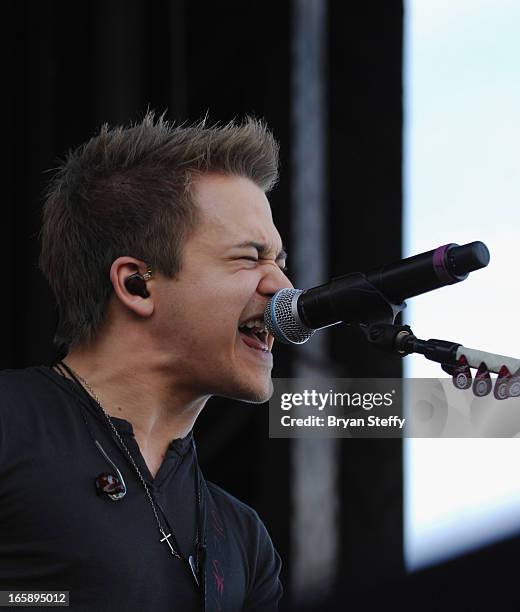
[{"left": 0, "top": 367, "right": 282, "bottom": 611}]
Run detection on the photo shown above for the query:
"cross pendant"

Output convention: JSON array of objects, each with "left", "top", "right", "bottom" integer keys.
[{"left": 160, "top": 529, "right": 176, "bottom": 555}]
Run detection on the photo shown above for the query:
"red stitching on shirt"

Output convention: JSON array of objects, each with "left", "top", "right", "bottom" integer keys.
[{"left": 212, "top": 559, "right": 225, "bottom": 596}]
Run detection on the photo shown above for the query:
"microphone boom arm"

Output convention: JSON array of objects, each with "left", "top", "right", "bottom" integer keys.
[{"left": 364, "top": 322, "right": 520, "bottom": 375}]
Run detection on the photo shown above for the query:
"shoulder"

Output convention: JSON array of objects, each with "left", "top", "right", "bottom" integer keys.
[
  {"left": 0, "top": 366, "right": 55, "bottom": 398},
  {"left": 205, "top": 481, "right": 283, "bottom": 609},
  {"left": 206, "top": 480, "right": 263, "bottom": 526},
  {"left": 205, "top": 480, "right": 277, "bottom": 550},
  {"left": 0, "top": 366, "right": 66, "bottom": 415},
  {"left": 0, "top": 367, "right": 73, "bottom": 456}
]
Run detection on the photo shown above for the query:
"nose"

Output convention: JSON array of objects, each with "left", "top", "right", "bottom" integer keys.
[{"left": 257, "top": 264, "right": 293, "bottom": 298}]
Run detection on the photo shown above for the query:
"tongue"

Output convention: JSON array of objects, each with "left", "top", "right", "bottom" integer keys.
[{"left": 239, "top": 329, "right": 268, "bottom": 351}]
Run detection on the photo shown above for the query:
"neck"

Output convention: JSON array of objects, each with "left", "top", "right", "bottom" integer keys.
[{"left": 62, "top": 342, "right": 210, "bottom": 460}]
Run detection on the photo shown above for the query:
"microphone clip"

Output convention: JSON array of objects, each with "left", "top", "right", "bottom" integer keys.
[{"left": 362, "top": 322, "right": 416, "bottom": 355}]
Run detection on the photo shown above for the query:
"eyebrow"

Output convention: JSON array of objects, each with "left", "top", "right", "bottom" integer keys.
[{"left": 233, "top": 241, "right": 287, "bottom": 261}]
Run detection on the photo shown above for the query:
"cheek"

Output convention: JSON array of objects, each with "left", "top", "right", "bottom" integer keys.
[
  {"left": 169, "top": 294, "right": 239, "bottom": 347},
  {"left": 157, "top": 275, "right": 259, "bottom": 340}
]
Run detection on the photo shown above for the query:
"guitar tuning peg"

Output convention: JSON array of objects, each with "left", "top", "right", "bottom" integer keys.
[
  {"left": 446, "top": 354, "right": 472, "bottom": 390},
  {"left": 472, "top": 362, "right": 492, "bottom": 397},
  {"left": 506, "top": 368, "right": 520, "bottom": 398},
  {"left": 493, "top": 365, "right": 511, "bottom": 400}
]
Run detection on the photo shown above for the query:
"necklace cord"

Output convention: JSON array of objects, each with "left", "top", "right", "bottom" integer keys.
[{"left": 53, "top": 360, "right": 204, "bottom": 579}]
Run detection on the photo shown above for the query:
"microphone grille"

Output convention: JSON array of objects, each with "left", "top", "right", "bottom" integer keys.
[{"left": 264, "top": 288, "right": 315, "bottom": 345}]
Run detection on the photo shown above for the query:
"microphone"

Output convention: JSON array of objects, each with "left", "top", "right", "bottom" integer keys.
[{"left": 264, "top": 241, "right": 490, "bottom": 344}]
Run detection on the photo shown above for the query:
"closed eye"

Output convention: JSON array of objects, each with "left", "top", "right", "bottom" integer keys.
[{"left": 237, "top": 256, "right": 288, "bottom": 273}]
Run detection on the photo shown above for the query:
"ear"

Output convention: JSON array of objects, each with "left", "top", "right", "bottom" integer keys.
[{"left": 109, "top": 257, "right": 155, "bottom": 318}]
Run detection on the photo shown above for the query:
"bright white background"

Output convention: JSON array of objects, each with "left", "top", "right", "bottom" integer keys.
[{"left": 403, "top": 0, "right": 520, "bottom": 570}]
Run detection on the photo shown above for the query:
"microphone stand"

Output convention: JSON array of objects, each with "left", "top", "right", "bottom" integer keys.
[
  {"left": 347, "top": 277, "right": 520, "bottom": 396},
  {"left": 363, "top": 321, "right": 520, "bottom": 375}
]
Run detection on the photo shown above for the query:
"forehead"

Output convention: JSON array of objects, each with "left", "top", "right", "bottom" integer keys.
[{"left": 191, "top": 173, "right": 283, "bottom": 252}]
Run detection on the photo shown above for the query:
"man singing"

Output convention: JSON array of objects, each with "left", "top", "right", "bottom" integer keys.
[{"left": 0, "top": 114, "right": 289, "bottom": 610}]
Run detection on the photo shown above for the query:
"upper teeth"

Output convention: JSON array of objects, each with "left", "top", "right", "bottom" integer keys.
[{"left": 240, "top": 318, "right": 267, "bottom": 333}]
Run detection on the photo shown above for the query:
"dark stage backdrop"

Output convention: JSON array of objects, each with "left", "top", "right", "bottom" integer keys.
[{"left": 5, "top": 2, "right": 404, "bottom": 609}]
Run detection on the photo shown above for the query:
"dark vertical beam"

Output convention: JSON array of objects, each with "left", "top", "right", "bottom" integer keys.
[
  {"left": 169, "top": 0, "right": 187, "bottom": 122},
  {"left": 7, "top": 1, "right": 59, "bottom": 368},
  {"left": 93, "top": 0, "right": 144, "bottom": 125},
  {"left": 290, "top": 0, "right": 339, "bottom": 607},
  {"left": 327, "top": 4, "right": 405, "bottom": 607},
  {"left": 3, "top": 0, "right": 20, "bottom": 368}
]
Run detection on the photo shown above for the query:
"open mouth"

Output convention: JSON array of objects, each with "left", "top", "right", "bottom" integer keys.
[{"left": 238, "top": 318, "right": 270, "bottom": 352}]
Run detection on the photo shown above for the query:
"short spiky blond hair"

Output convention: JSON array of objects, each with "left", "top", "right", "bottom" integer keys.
[{"left": 39, "top": 112, "right": 280, "bottom": 350}]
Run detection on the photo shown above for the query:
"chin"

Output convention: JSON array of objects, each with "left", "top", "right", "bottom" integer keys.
[
  {"left": 218, "top": 374, "right": 274, "bottom": 404},
  {"left": 240, "top": 380, "right": 274, "bottom": 404}
]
